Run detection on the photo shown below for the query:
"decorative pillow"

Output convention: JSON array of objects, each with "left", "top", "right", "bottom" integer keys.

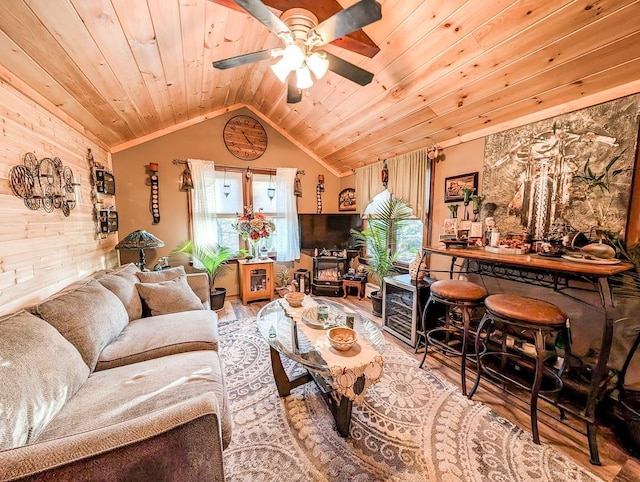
[
  {"left": 0, "top": 311, "right": 90, "bottom": 450},
  {"left": 29, "top": 278, "right": 129, "bottom": 371},
  {"left": 97, "top": 263, "right": 143, "bottom": 321},
  {"left": 136, "top": 275, "right": 205, "bottom": 316},
  {"left": 136, "top": 265, "right": 186, "bottom": 283}
]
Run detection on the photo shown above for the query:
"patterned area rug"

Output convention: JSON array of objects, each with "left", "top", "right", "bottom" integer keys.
[{"left": 220, "top": 317, "right": 602, "bottom": 481}]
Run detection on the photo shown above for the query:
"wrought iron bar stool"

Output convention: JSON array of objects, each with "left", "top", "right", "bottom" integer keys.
[
  {"left": 468, "top": 293, "right": 567, "bottom": 444},
  {"left": 418, "top": 279, "right": 488, "bottom": 396}
]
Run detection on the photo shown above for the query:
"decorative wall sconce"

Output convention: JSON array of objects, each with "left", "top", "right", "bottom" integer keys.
[
  {"left": 149, "top": 163, "right": 160, "bottom": 224},
  {"left": 267, "top": 172, "right": 276, "bottom": 201},
  {"left": 223, "top": 170, "right": 231, "bottom": 197},
  {"left": 180, "top": 163, "right": 194, "bottom": 191},
  {"left": 317, "top": 174, "right": 325, "bottom": 192},
  {"left": 9, "top": 152, "right": 79, "bottom": 216}
]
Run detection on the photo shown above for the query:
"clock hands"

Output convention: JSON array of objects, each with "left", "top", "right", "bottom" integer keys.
[{"left": 242, "top": 131, "right": 257, "bottom": 154}]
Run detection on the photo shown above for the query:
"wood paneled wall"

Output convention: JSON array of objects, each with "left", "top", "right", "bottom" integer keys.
[{"left": 0, "top": 81, "right": 117, "bottom": 316}]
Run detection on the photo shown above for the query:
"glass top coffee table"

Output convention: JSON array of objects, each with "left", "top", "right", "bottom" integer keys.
[{"left": 256, "top": 297, "right": 385, "bottom": 436}]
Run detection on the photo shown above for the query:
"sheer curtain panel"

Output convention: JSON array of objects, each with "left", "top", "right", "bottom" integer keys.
[
  {"left": 188, "top": 159, "right": 219, "bottom": 248},
  {"left": 275, "top": 167, "right": 300, "bottom": 261}
]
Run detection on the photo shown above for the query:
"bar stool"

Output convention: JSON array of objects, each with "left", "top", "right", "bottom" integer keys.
[
  {"left": 468, "top": 293, "right": 567, "bottom": 444},
  {"left": 418, "top": 279, "right": 488, "bottom": 396}
]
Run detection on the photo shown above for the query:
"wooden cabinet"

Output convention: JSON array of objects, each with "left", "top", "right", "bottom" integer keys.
[{"left": 238, "top": 259, "right": 274, "bottom": 305}]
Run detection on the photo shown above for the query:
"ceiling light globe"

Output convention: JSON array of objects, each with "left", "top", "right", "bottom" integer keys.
[
  {"left": 271, "top": 58, "right": 291, "bottom": 83},
  {"left": 296, "top": 66, "right": 313, "bottom": 89},
  {"left": 307, "top": 53, "right": 329, "bottom": 79},
  {"left": 282, "top": 44, "right": 305, "bottom": 70}
]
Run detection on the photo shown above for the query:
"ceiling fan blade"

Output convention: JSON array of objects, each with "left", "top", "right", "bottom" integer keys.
[
  {"left": 212, "top": 49, "right": 272, "bottom": 69},
  {"left": 324, "top": 51, "right": 373, "bottom": 86},
  {"left": 310, "top": 0, "right": 382, "bottom": 47},
  {"left": 287, "top": 74, "right": 302, "bottom": 103},
  {"left": 233, "top": 0, "right": 291, "bottom": 37}
]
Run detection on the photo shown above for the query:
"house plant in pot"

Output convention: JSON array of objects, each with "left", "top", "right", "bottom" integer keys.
[
  {"left": 174, "top": 240, "right": 235, "bottom": 311},
  {"left": 350, "top": 193, "right": 414, "bottom": 316}
]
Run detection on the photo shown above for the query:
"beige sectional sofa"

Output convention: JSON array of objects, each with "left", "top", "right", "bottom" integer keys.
[{"left": 0, "top": 264, "right": 231, "bottom": 481}]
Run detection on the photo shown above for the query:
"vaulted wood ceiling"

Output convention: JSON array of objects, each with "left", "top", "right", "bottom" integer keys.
[{"left": 1, "top": 0, "right": 639, "bottom": 175}]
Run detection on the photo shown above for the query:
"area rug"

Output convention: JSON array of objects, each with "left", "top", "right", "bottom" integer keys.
[{"left": 219, "top": 317, "right": 602, "bottom": 481}]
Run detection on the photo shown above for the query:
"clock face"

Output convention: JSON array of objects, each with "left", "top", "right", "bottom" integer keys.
[{"left": 223, "top": 115, "right": 268, "bottom": 160}]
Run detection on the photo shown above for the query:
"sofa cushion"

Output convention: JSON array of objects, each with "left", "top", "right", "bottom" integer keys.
[
  {"left": 0, "top": 311, "right": 90, "bottom": 450},
  {"left": 97, "top": 263, "right": 143, "bottom": 321},
  {"left": 29, "top": 279, "right": 129, "bottom": 371},
  {"left": 95, "top": 310, "right": 219, "bottom": 371},
  {"left": 136, "top": 265, "right": 185, "bottom": 283},
  {"left": 136, "top": 276, "right": 204, "bottom": 316},
  {"left": 37, "top": 351, "right": 232, "bottom": 450}
]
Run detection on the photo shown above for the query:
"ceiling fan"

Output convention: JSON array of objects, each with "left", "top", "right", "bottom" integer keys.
[{"left": 212, "top": 0, "right": 382, "bottom": 103}]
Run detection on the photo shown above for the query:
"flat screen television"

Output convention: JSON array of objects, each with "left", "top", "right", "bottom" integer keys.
[{"left": 298, "top": 214, "right": 362, "bottom": 250}]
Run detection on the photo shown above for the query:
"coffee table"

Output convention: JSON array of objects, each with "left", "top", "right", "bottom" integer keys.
[{"left": 256, "top": 298, "right": 385, "bottom": 436}]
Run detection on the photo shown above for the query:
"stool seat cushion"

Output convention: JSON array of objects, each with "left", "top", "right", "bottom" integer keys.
[
  {"left": 431, "top": 280, "right": 488, "bottom": 302},
  {"left": 485, "top": 294, "right": 567, "bottom": 326}
]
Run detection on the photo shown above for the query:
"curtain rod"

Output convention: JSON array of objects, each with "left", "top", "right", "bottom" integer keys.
[{"left": 172, "top": 159, "right": 304, "bottom": 175}]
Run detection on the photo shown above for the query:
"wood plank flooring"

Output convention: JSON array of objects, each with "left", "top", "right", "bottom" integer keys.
[{"left": 227, "top": 295, "right": 640, "bottom": 482}]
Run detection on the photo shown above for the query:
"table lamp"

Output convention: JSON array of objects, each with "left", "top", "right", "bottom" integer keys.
[{"left": 115, "top": 230, "right": 165, "bottom": 271}]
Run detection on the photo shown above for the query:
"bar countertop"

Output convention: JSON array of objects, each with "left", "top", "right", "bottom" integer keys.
[{"left": 425, "top": 245, "right": 634, "bottom": 277}]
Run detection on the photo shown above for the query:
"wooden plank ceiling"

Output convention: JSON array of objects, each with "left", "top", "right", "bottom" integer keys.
[{"left": 0, "top": 0, "right": 639, "bottom": 175}]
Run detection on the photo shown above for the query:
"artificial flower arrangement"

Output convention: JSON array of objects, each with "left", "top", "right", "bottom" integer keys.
[{"left": 233, "top": 206, "right": 276, "bottom": 241}]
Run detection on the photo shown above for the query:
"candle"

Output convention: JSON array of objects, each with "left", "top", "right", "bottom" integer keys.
[{"left": 149, "top": 162, "right": 159, "bottom": 172}]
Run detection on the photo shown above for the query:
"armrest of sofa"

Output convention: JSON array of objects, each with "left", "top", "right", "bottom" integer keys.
[
  {"left": 186, "top": 272, "right": 211, "bottom": 309},
  {"left": 0, "top": 393, "right": 225, "bottom": 482}
]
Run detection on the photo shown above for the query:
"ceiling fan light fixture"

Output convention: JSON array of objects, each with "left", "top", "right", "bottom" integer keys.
[
  {"left": 271, "top": 58, "right": 292, "bottom": 83},
  {"left": 282, "top": 44, "right": 305, "bottom": 70},
  {"left": 307, "top": 52, "right": 329, "bottom": 79},
  {"left": 296, "top": 66, "right": 313, "bottom": 89}
]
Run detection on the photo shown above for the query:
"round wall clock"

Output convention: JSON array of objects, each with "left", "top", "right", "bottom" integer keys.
[{"left": 223, "top": 115, "right": 268, "bottom": 160}]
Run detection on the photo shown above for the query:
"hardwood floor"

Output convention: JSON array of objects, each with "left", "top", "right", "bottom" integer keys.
[{"left": 227, "top": 295, "right": 640, "bottom": 482}]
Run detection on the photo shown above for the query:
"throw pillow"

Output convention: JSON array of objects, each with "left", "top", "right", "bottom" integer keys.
[
  {"left": 0, "top": 311, "right": 90, "bottom": 450},
  {"left": 97, "top": 263, "right": 143, "bottom": 321},
  {"left": 136, "top": 265, "right": 186, "bottom": 283},
  {"left": 136, "top": 275, "right": 205, "bottom": 316},
  {"left": 29, "top": 278, "right": 129, "bottom": 371}
]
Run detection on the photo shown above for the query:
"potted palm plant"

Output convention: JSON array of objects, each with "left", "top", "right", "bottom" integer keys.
[
  {"left": 174, "top": 240, "right": 235, "bottom": 311},
  {"left": 351, "top": 195, "right": 414, "bottom": 315}
]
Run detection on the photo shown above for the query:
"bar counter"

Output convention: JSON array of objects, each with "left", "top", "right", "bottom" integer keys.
[{"left": 423, "top": 245, "right": 635, "bottom": 465}]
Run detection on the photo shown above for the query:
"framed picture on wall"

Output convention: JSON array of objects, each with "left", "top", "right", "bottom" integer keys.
[
  {"left": 338, "top": 188, "right": 356, "bottom": 211},
  {"left": 444, "top": 172, "right": 478, "bottom": 202}
]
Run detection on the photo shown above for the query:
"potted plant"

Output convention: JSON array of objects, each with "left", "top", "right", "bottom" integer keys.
[
  {"left": 174, "top": 240, "right": 235, "bottom": 311},
  {"left": 351, "top": 195, "right": 414, "bottom": 315},
  {"left": 276, "top": 268, "right": 293, "bottom": 297}
]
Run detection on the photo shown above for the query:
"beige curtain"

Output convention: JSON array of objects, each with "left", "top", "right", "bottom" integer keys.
[
  {"left": 387, "top": 150, "right": 430, "bottom": 221},
  {"left": 355, "top": 149, "right": 430, "bottom": 220},
  {"left": 355, "top": 162, "right": 384, "bottom": 214}
]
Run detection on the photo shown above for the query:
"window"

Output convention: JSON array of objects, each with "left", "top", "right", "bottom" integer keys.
[
  {"left": 361, "top": 190, "right": 424, "bottom": 265},
  {"left": 203, "top": 169, "right": 279, "bottom": 253},
  {"left": 394, "top": 219, "right": 423, "bottom": 264}
]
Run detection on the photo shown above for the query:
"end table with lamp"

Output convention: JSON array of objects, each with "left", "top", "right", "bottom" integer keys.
[{"left": 115, "top": 230, "right": 165, "bottom": 271}]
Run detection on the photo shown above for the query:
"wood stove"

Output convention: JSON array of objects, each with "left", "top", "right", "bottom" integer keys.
[{"left": 312, "top": 256, "right": 347, "bottom": 296}]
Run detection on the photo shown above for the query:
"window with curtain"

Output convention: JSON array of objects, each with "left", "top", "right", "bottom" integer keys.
[
  {"left": 190, "top": 161, "right": 299, "bottom": 261},
  {"left": 356, "top": 149, "right": 431, "bottom": 265}
]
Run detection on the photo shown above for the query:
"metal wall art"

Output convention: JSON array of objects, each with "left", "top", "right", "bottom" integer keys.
[
  {"left": 9, "top": 152, "right": 79, "bottom": 216},
  {"left": 483, "top": 93, "right": 639, "bottom": 240}
]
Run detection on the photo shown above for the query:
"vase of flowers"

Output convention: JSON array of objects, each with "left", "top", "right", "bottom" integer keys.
[{"left": 233, "top": 206, "right": 276, "bottom": 260}]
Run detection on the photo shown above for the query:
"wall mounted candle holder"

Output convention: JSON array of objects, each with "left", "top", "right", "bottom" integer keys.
[{"left": 9, "top": 152, "right": 79, "bottom": 216}]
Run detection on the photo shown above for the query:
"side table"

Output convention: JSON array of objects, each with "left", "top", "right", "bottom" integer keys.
[{"left": 343, "top": 275, "right": 367, "bottom": 299}]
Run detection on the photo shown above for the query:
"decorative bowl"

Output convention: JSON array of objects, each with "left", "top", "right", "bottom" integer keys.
[
  {"left": 327, "top": 327, "right": 358, "bottom": 352},
  {"left": 284, "top": 292, "right": 305, "bottom": 307}
]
